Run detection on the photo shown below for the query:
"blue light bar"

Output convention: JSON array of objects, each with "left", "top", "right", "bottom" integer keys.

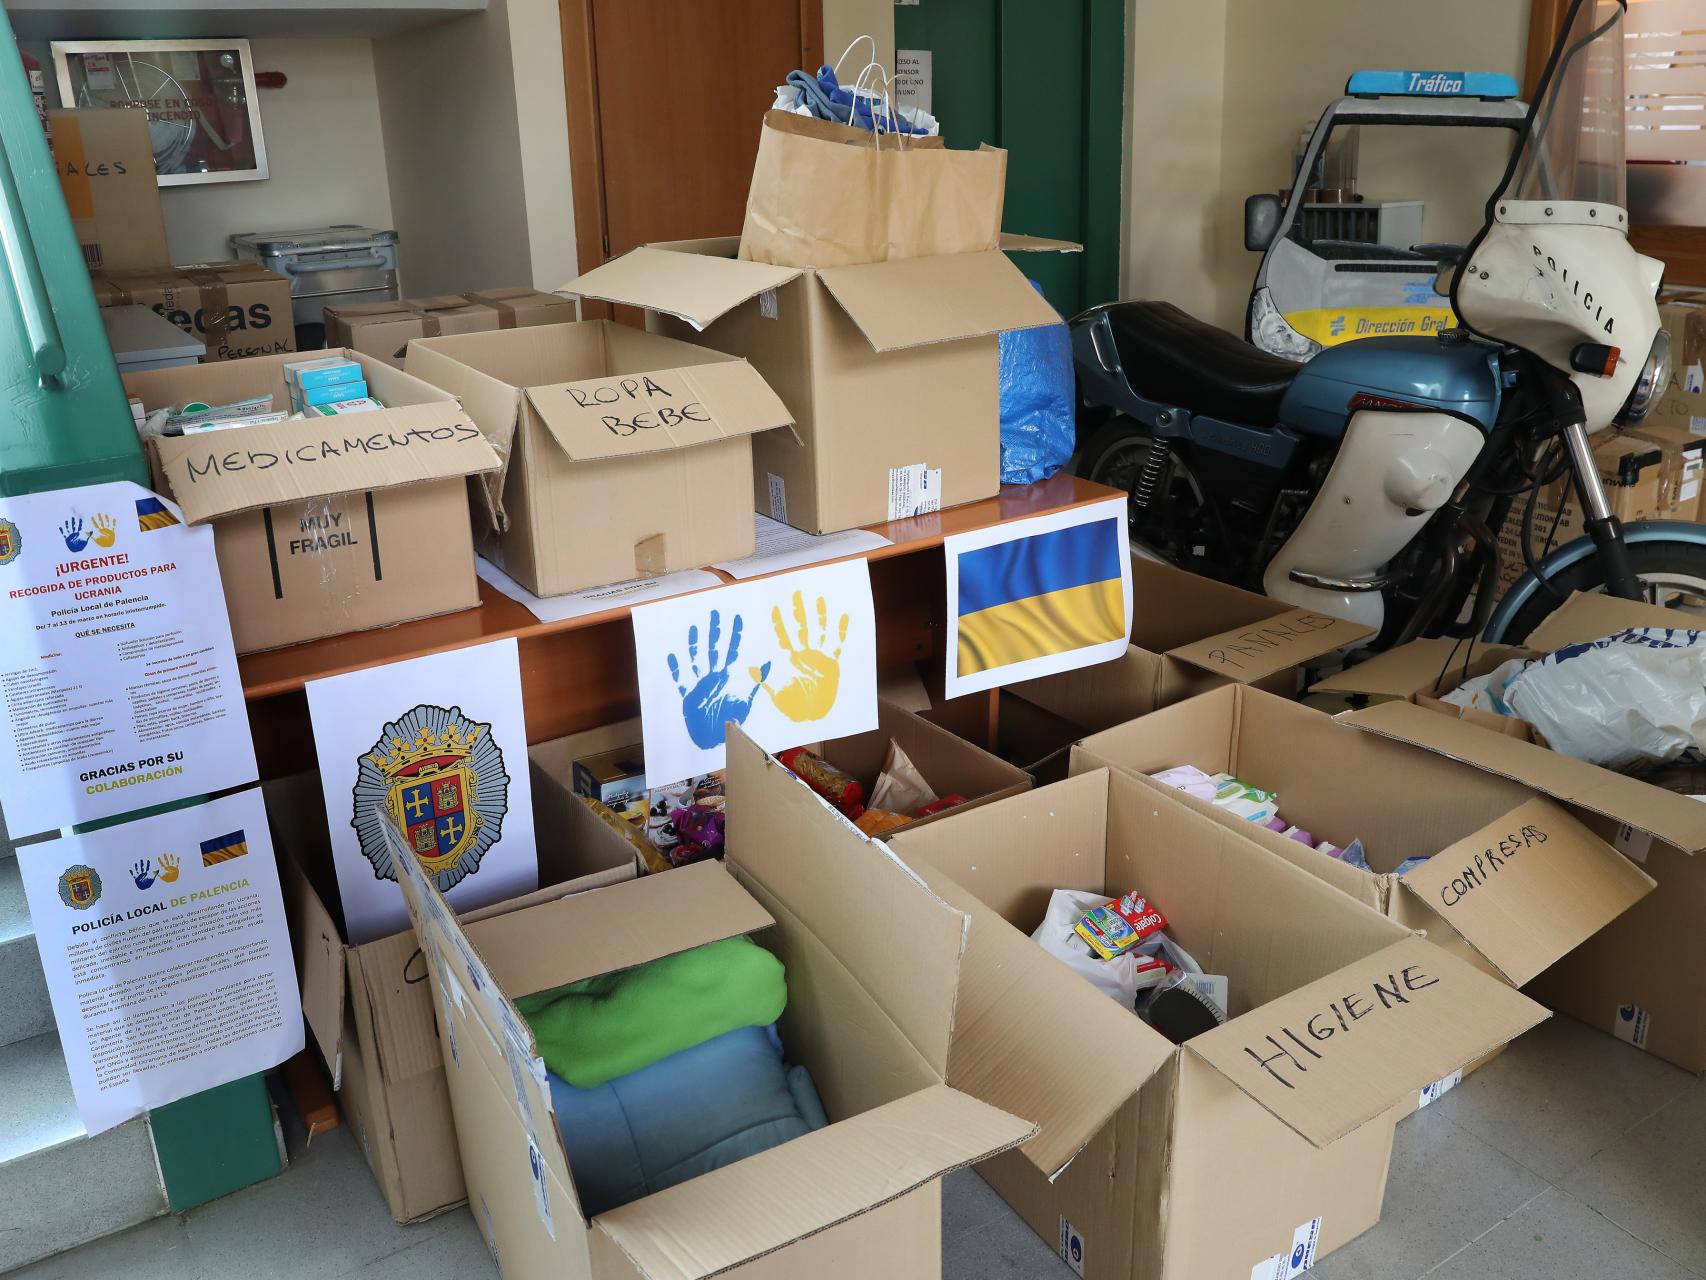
[{"left": 1346, "top": 70, "right": 1519, "bottom": 98}]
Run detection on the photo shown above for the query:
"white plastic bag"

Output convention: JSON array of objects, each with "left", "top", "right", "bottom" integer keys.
[
  {"left": 1030, "top": 889, "right": 1202, "bottom": 1007},
  {"left": 1507, "top": 627, "right": 1706, "bottom": 769}
]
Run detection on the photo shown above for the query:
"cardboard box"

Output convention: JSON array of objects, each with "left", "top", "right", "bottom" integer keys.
[
  {"left": 91, "top": 261, "right": 296, "bottom": 362},
  {"left": 929, "top": 557, "right": 1373, "bottom": 777},
  {"left": 564, "top": 235, "right": 1067, "bottom": 533},
  {"left": 408, "top": 320, "right": 793, "bottom": 595},
  {"left": 1626, "top": 416, "right": 1706, "bottom": 521},
  {"left": 276, "top": 741, "right": 644, "bottom": 1223},
  {"left": 328, "top": 297, "right": 502, "bottom": 370},
  {"left": 392, "top": 729, "right": 1036, "bottom": 1280},
  {"left": 1070, "top": 685, "right": 1653, "bottom": 1001},
  {"left": 464, "top": 287, "right": 578, "bottom": 329},
  {"left": 886, "top": 768, "right": 1547, "bottom": 1280},
  {"left": 805, "top": 698, "right": 1030, "bottom": 834},
  {"left": 123, "top": 349, "right": 500, "bottom": 652},
  {"left": 1323, "top": 593, "right": 1706, "bottom": 1069},
  {"left": 48, "top": 107, "right": 169, "bottom": 273}
]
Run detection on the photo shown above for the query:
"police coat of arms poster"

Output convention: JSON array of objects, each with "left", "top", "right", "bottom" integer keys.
[{"left": 306, "top": 637, "right": 538, "bottom": 944}]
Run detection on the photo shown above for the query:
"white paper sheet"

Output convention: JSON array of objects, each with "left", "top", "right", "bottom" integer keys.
[
  {"left": 942, "top": 498, "right": 1133, "bottom": 699},
  {"left": 16, "top": 788, "right": 302, "bottom": 1136},
  {"left": 0, "top": 481, "right": 257, "bottom": 837},
  {"left": 479, "top": 556, "right": 720, "bottom": 624},
  {"left": 712, "top": 516, "right": 893, "bottom": 580},
  {"left": 306, "top": 637, "right": 538, "bottom": 944},
  {"left": 630, "top": 559, "right": 878, "bottom": 784}
]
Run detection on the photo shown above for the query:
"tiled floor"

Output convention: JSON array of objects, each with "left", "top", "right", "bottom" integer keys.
[{"left": 13, "top": 1015, "right": 1702, "bottom": 1280}]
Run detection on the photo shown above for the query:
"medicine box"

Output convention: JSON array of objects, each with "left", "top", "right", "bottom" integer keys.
[
  {"left": 295, "top": 379, "right": 369, "bottom": 408},
  {"left": 306, "top": 397, "right": 384, "bottom": 417},
  {"left": 285, "top": 356, "right": 365, "bottom": 392}
]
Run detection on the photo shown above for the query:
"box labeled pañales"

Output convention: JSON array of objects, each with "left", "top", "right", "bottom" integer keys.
[
  {"left": 408, "top": 320, "right": 794, "bottom": 595},
  {"left": 124, "top": 349, "right": 499, "bottom": 652},
  {"left": 47, "top": 107, "right": 169, "bottom": 272},
  {"left": 392, "top": 727, "right": 1036, "bottom": 1280},
  {"left": 887, "top": 769, "right": 1545, "bottom": 1280}
]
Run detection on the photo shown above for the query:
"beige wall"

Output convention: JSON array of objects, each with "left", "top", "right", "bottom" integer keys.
[
  {"left": 1124, "top": 0, "right": 1532, "bottom": 331},
  {"left": 373, "top": 0, "right": 575, "bottom": 297},
  {"left": 36, "top": 38, "right": 394, "bottom": 267},
  {"left": 823, "top": 0, "right": 895, "bottom": 80}
]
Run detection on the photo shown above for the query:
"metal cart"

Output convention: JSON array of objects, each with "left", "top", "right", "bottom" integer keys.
[{"left": 228, "top": 224, "right": 400, "bottom": 350}]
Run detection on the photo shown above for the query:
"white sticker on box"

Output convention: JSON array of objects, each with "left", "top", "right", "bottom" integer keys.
[
  {"left": 480, "top": 1197, "right": 503, "bottom": 1275},
  {"left": 527, "top": 1136, "right": 556, "bottom": 1238},
  {"left": 1691, "top": 416, "right": 1706, "bottom": 438},
  {"left": 1687, "top": 362, "right": 1704, "bottom": 395},
  {"left": 888, "top": 463, "right": 942, "bottom": 520},
  {"left": 1250, "top": 1218, "right": 1322, "bottom": 1280},
  {"left": 1418, "top": 1068, "right": 1462, "bottom": 1109},
  {"left": 1057, "top": 1217, "right": 1086, "bottom": 1276},
  {"left": 1613, "top": 821, "right": 1654, "bottom": 864},
  {"left": 758, "top": 289, "right": 779, "bottom": 320},
  {"left": 768, "top": 473, "right": 788, "bottom": 524},
  {"left": 1614, "top": 1003, "right": 1650, "bottom": 1050}
]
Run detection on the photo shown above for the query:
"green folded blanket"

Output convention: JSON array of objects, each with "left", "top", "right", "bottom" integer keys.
[{"left": 516, "top": 935, "right": 788, "bottom": 1089}]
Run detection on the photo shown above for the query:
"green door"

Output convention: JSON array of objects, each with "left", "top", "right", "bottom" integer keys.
[{"left": 894, "top": 0, "right": 1125, "bottom": 316}]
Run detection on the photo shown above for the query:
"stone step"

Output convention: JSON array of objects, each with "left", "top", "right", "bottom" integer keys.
[
  {"left": 0, "top": 1030, "right": 167, "bottom": 1271},
  {"left": 0, "top": 853, "right": 51, "bottom": 1050}
]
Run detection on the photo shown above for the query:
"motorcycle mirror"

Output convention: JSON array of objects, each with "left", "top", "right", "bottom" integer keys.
[{"left": 1244, "top": 194, "right": 1283, "bottom": 252}]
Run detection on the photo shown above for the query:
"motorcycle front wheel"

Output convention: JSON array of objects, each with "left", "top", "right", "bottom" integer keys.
[{"left": 1499, "top": 540, "right": 1706, "bottom": 644}]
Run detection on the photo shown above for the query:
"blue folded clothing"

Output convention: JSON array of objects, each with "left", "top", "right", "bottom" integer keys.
[{"left": 549, "top": 1023, "right": 828, "bottom": 1215}]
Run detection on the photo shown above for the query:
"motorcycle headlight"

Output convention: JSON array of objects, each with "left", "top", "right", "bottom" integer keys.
[{"left": 1617, "top": 329, "right": 1672, "bottom": 426}]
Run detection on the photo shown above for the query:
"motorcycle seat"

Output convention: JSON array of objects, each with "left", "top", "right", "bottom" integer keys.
[{"left": 1107, "top": 301, "right": 1300, "bottom": 427}]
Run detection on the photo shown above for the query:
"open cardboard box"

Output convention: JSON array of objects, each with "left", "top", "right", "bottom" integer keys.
[
  {"left": 886, "top": 768, "right": 1547, "bottom": 1280},
  {"left": 1070, "top": 686, "right": 1654, "bottom": 1024},
  {"left": 929, "top": 558, "right": 1373, "bottom": 779},
  {"left": 1324, "top": 594, "right": 1706, "bottom": 1070},
  {"left": 391, "top": 729, "right": 1037, "bottom": 1279},
  {"left": 802, "top": 698, "right": 1030, "bottom": 835},
  {"left": 276, "top": 739, "right": 644, "bottom": 1223},
  {"left": 407, "top": 321, "right": 793, "bottom": 596},
  {"left": 124, "top": 349, "right": 499, "bottom": 653},
  {"left": 563, "top": 234, "right": 1069, "bottom": 533}
]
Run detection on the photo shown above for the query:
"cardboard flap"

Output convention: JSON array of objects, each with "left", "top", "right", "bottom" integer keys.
[
  {"left": 814, "top": 251, "right": 1062, "bottom": 352},
  {"left": 463, "top": 860, "right": 773, "bottom": 997},
  {"left": 905, "top": 858, "right": 1173, "bottom": 1178},
  {"left": 998, "top": 232, "right": 1084, "bottom": 254},
  {"left": 1349, "top": 701, "right": 1706, "bottom": 854},
  {"left": 1186, "top": 936, "right": 1546, "bottom": 1148},
  {"left": 153, "top": 405, "right": 500, "bottom": 523},
  {"left": 524, "top": 360, "right": 793, "bottom": 462},
  {"left": 1311, "top": 638, "right": 1497, "bottom": 699},
  {"left": 724, "top": 731, "right": 967, "bottom": 1079},
  {"left": 593, "top": 1084, "right": 1035, "bottom": 1280},
  {"left": 279, "top": 845, "right": 346, "bottom": 1087},
  {"left": 351, "top": 930, "right": 445, "bottom": 1082},
  {"left": 562, "top": 247, "right": 802, "bottom": 331},
  {"left": 1398, "top": 798, "right": 1656, "bottom": 985},
  {"left": 1525, "top": 589, "right": 1697, "bottom": 650},
  {"left": 1167, "top": 607, "right": 1376, "bottom": 682}
]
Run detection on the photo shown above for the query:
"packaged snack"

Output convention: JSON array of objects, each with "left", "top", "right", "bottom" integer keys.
[
  {"left": 582, "top": 796, "right": 672, "bottom": 875},
  {"left": 667, "top": 803, "right": 725, "bottom": 864},
  {"left": 573, "top": 746, "right": 647, "bottom": 825},
  {"left": 777, "top": 747, "right": 865, "bottom": 818},
  {"left": 644, "top": 772, "right": 725, "bottom": 856},
  {"left": 854, "top": 808, "right": 911, "bottom": 837},
  {"left": 1074, "top": 891, "right": 1168, "bottom": 961},
  {"left": 913, "top": 793, "right": 967, "bottom": 819}
]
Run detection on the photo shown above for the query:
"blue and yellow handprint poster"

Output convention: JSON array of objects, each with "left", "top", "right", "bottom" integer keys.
[{"left": 631, "top": 559, "right": 878, "bottom": 784}]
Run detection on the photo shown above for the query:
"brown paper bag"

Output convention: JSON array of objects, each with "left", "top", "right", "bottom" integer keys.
[{"left": 739, "top": 110, "right": 1008, "bottom": 268}]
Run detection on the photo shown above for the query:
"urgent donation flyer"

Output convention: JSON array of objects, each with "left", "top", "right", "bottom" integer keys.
[
  {"left": 16, "top": 787, "right": 302, "bottom": 1135},
  {"left": 0, "top": 480, "right": 257, "bottom": 836}
]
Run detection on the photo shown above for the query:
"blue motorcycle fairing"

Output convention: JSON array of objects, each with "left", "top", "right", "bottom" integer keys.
[
  {"left": 1484, "top": 520, "right": 1706, "bottom": 642},
  {"left": 1281, "top": 336, "right": 1502, "bottom": 440}
]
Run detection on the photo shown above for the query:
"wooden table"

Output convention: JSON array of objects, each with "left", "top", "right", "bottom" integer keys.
[{"left": 241, "top": 474, "right": 1122, "bottom": 778}]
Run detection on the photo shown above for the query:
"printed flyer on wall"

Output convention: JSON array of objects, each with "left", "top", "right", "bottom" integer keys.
[
  {"left": 16, "top": 787, "right": 302, "bottom": 1136},
  {"left": 0, "top": 480, "right": 257, "bottom": 837}
]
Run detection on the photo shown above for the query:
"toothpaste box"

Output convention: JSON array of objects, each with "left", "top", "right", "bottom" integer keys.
[
  {"left": 305, "top": 397, "right": 384, "bottom": 417},
  {"left": 284, "top": 356, "right": 364, "bottom": 392}
]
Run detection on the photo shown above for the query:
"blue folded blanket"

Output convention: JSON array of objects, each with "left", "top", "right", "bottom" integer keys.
[{"left": 549, "top": 1023, "right": 828, "bottom": 1215}]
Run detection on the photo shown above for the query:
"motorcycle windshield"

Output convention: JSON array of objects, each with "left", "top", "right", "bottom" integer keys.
[{"left": 1507, "top": 0, "right": 1627, "bottom": 206}]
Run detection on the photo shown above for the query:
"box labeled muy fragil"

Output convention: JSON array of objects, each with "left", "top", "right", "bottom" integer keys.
[
  {"left": 277, "top": 742, "right": 644, "bottom": 1223},
  {"left": 887, "top": 768, "right": 1546, "bottom": 1280},
  {"left": 390, "top": 727, "right": 1036, "bottom": 1280},
  {"left": 562, "top": 235, "right": 1073, "bottom": 533},
  {"left": 408, "top": 320, "right": 795, "bottom": 596},
  {"left": 1323, "top": 591, "right": 1706, "bottom": 1072},
  {"left": 124, "top": 349, "right": 500, "bottom": 652}
]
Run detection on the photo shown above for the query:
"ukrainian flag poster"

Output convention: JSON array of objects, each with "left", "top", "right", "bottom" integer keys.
[{"left": 943, "top": 498, "right": 1132, "bottom": 698}]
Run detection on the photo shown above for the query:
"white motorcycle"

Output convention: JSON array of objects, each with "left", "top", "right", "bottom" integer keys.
[{"left": 1073, "top": 0, "right": 1700, "bottom": 646}]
